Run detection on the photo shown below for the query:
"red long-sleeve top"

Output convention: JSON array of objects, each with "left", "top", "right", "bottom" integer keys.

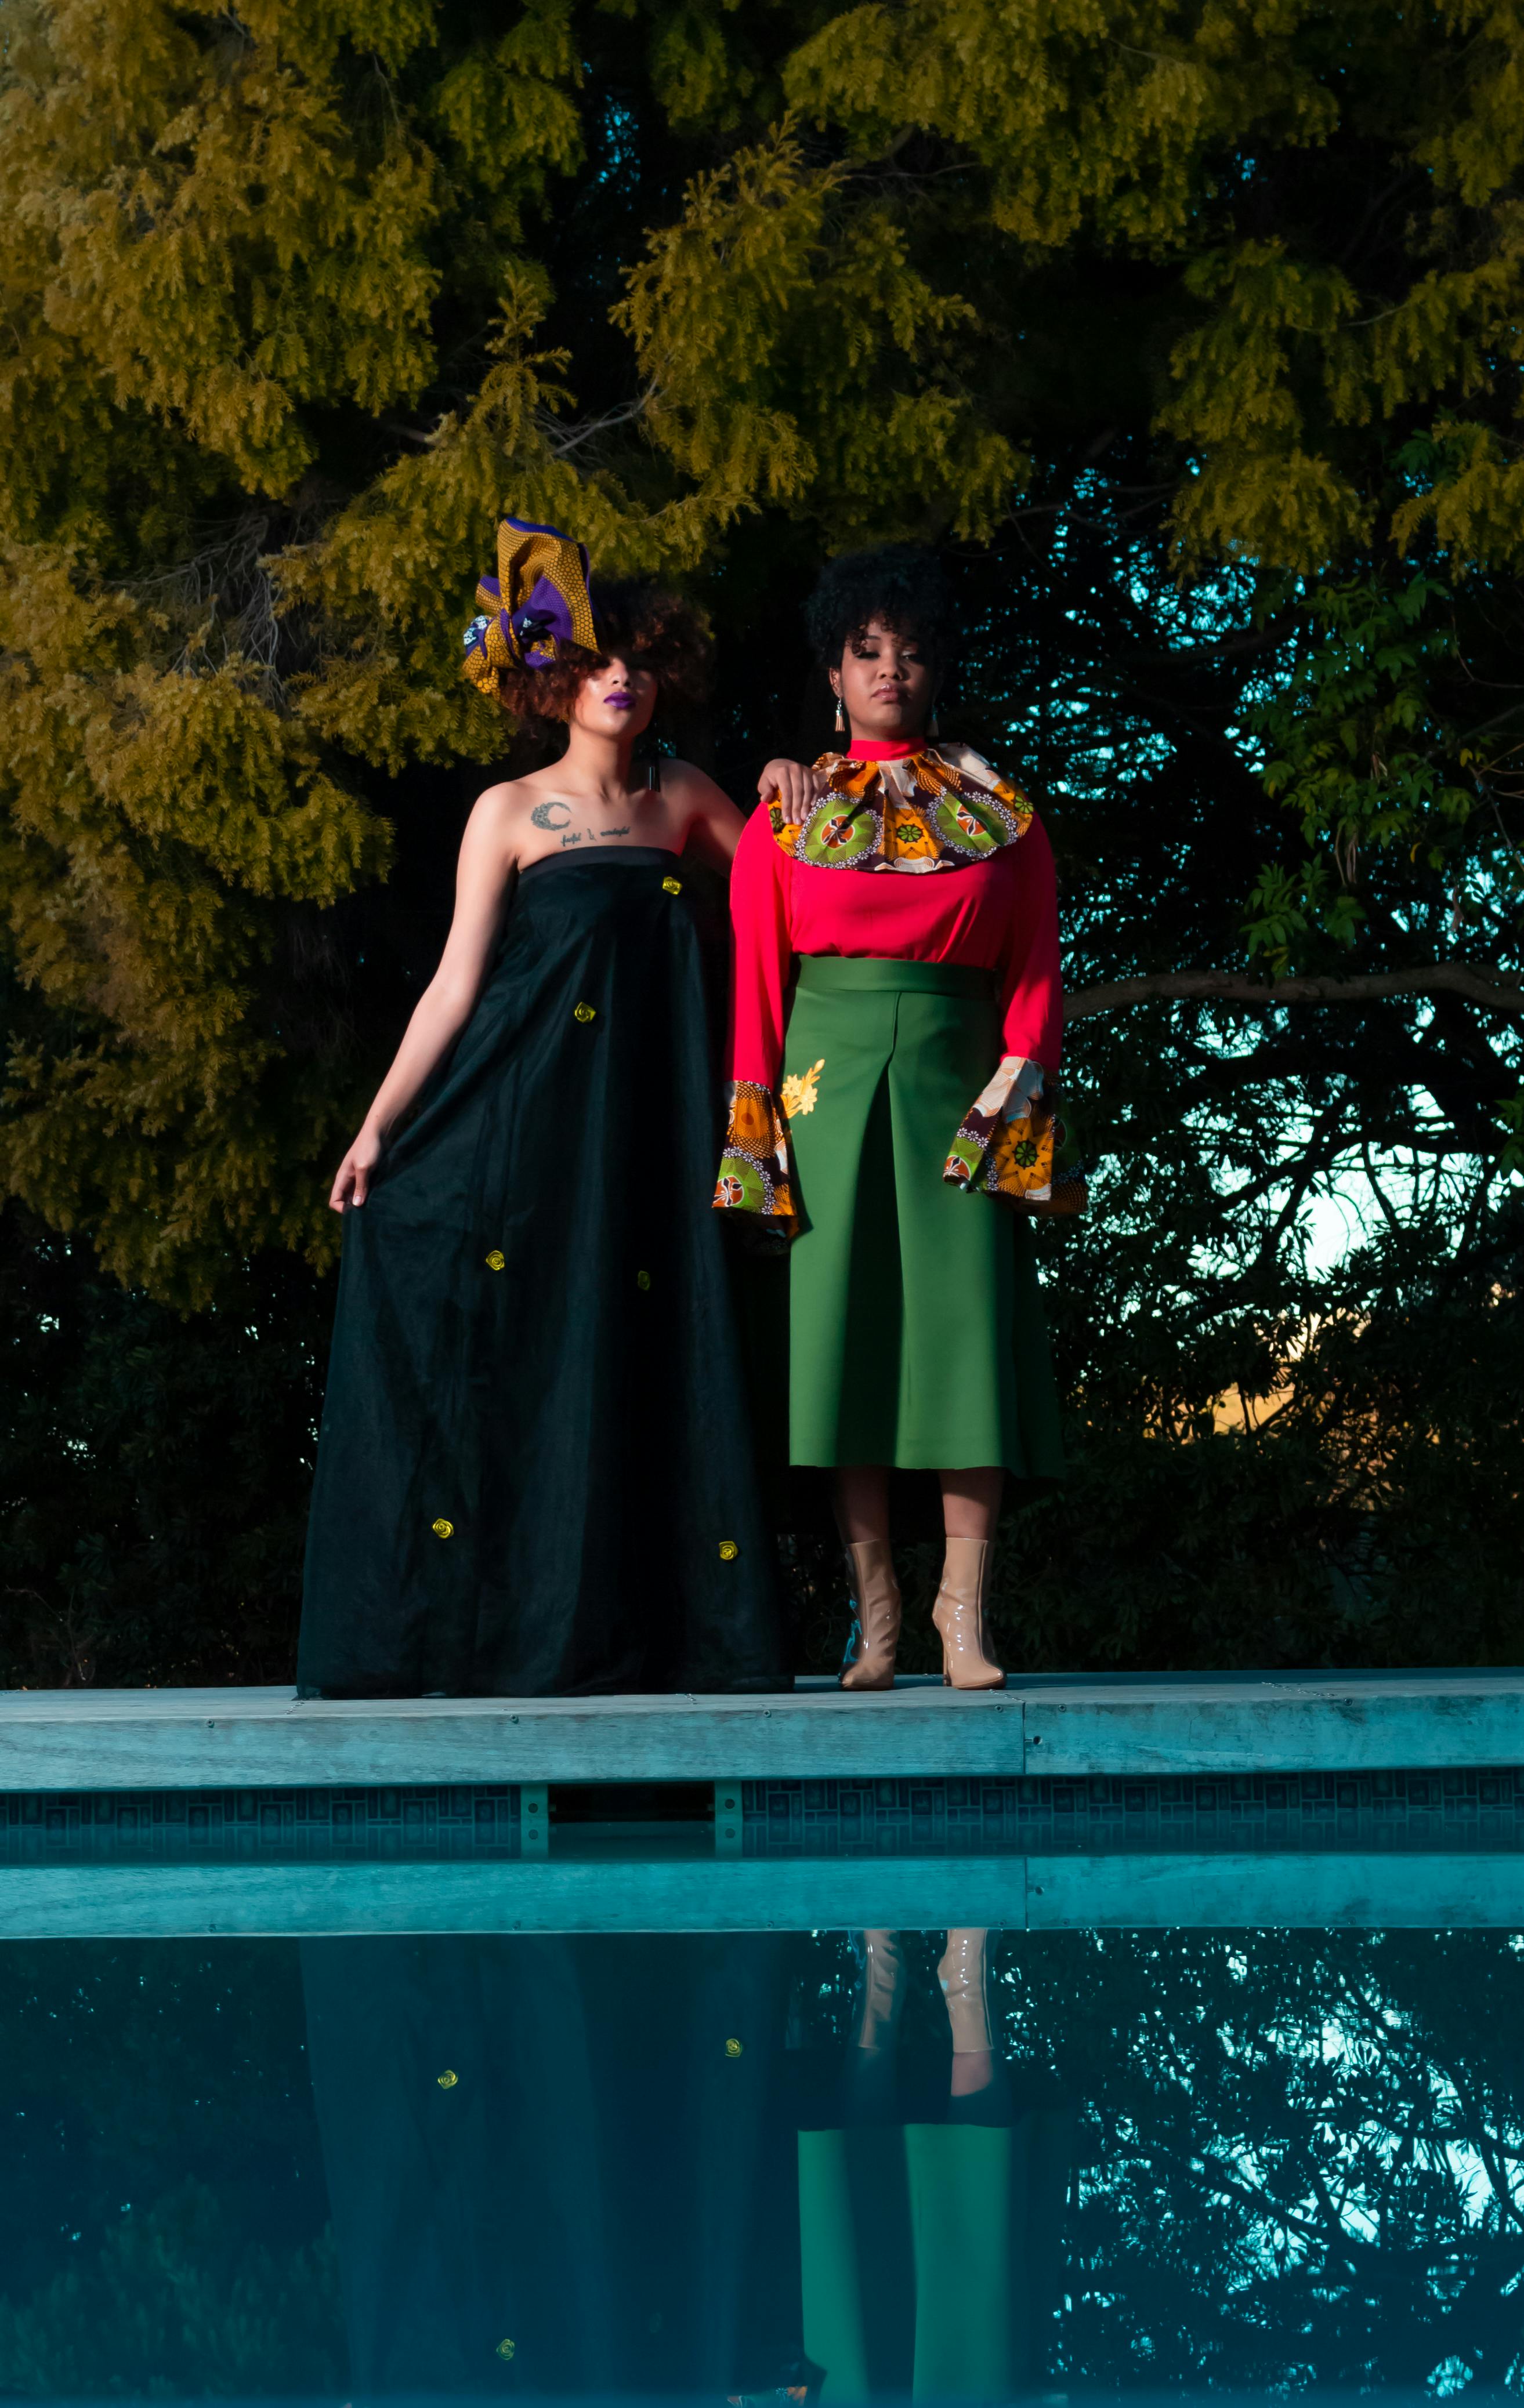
[{"left": 726, "top": 785, "right": 1062, "bottom": 1091}]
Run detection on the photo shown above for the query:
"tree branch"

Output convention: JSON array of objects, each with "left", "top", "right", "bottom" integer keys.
[{"left": 1066, "top": 964, "right": 1524, "bottom": 1020}]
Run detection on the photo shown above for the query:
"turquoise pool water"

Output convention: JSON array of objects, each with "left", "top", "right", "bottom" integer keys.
[{"left": 2, "top": 1922, "right": 1521, "bottom": 2399}]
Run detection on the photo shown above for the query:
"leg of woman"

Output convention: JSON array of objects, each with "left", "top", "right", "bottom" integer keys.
[
  {"left": 933, "top": 1468, "right": 1006, "bottom": 1689},
  {"left": 939, "top": 1467, "right": 1003, "bottom": 1542},
  {"left": 836, "top": 1463, "right": 890, "bottom": 1542},
  {"left": 853, "top": 1927, "right": 907, "bottom": 2050},
  {"left": 910, "top": 1930, "right": 1012, "bottom": 2389},
  {"left": 845, "top": 1927, "right": 906, "bottom": 2134},
  {"left": 835, "top": 1463, "right": 901, "bottom": 1690},
  {"left": 939, "top": 1927, "right": 995, "bottom": 2098}
]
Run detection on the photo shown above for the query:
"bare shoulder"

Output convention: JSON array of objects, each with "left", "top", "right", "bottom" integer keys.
[
  {"left": 663, "top": 756, "right": 747, "bottom": 831},
  {"left": 661, "top": 756, "right": 747, "bottom": 869},
  {"left": 463, "top": 777, "right": 523, "bottom": 832},
  {"left": 659, "top": 756, "right": 730, "bottom": 808},
  {"left": 464, "top": 774, "right": 556, "bottom": 857}
]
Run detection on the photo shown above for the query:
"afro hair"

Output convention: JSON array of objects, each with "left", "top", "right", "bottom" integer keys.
[
  {"left": 803, "top": 544, "right": 955, "bottom": 675},
  {"left": 491, "top": 579, "right": 710, "bottom": 724}
]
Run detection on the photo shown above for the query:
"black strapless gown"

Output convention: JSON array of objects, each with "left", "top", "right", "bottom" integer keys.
[
  {"left": 299, "top": 1934, "right": 806, "bottom": 2397},
  {"left": 296, "top": 847, "right": 787, "bottom": 1696}
]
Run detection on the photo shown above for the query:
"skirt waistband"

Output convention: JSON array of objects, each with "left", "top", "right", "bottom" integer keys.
[{"left": 795, "top": 955, "right": 995, "bottom": 1000}]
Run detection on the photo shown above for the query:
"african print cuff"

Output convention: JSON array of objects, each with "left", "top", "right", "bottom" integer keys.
[
  {"left": 714, "top": 1081, "right": 798, "bottom": 1229},
  {"left": 944, "top": 1054, "right": 1086, "bottom": 1214}
]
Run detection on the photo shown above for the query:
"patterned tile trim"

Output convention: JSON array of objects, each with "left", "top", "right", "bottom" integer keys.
[
  {"left": 0, "top": 1786, "right": 528, "bottom": 1862},
  {"left": 739, "top": 1772, "right": 1524, "bottom": 1856},
  {"left": 4, "top": 1773, "right": 1524, "bottom": 1863}
]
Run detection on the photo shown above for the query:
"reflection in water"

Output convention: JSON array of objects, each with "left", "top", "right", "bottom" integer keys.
[
  {"left": 299, "top": 1936, "right": 1069, "bottom": 2408},
  {"left": 301, "top": 1936, "right": 805, "bottom": 2398},
  {"left": 3, "top": 1926, "right": 1524, "bottom": 2396},
  {"left": 795, "top": 1931, "right": 1074, "bottom": 2400},
  {"left": 301, "top": 1930, "right": 1069, "bottom": 2400}
]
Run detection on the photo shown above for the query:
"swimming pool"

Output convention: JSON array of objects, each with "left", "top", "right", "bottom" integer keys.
[
  {"left": 3, "top": 1914, "right": 1521, "bottom": 2400},
  {"left": 5, "top": 1674, "right": 1521, "bottom": 2399}
]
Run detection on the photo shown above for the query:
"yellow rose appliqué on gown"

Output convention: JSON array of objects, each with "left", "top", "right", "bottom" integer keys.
[{"left": 781, "top": 1059, "right": 824, "bottom": 1118}]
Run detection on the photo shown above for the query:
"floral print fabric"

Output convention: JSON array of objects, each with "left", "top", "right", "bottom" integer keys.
[
  {"left": 714, "top": 1080, "right": 797, "bottom": 1231},
  {"left": 944, "top": 1053, "right": 1087, "bottom": 1216},
  {"left": 770, "top": 746, "right": 1033, "bottom": 875}
]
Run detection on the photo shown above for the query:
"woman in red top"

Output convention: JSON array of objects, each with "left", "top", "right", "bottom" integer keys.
[{"left": 717, "top": 547, "right": 1077, "bottom": 1689}]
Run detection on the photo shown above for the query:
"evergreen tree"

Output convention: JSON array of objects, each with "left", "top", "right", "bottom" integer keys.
[{"left": 0, "top": 1, "right": 1518, "bottom": 1678}]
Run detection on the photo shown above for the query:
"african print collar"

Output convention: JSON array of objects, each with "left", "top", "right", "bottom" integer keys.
[{"left": 770, "top": 744, "right": 1033, "bottom": 874}]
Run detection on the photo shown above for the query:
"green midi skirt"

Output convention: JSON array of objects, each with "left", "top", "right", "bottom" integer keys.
[{"left": 782, "top": 958, "right": 1064, "bottom": 1476}]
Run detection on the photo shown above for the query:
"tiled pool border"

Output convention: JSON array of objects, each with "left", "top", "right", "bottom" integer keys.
[
  {"left": 738, "top": 1771, "right": 1524, "bottom": 1854},
  {"left": 5, "top": 1769, "right": 1524, "bottom": 1862}
]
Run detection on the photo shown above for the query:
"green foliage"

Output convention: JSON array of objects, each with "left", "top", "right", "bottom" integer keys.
[
  {"left": 791, "top": 1924, "right": 1524, "bottom": 2389},
  {"left": 996, "top": 1203, "right": 1524, "bottom": 1674},
  {"left": 1246, "top": 573, "right": 1478, "bottom": 969},
  {"left": 0, "top": 550, "right": 392, "bottom": 1300},
  {"left": 4, "top": 0, "right": 1522, "bottom": 1296},
  {"left": 0, "top": 1211, "right": 324, "bottom": 1685},
  {"left": 616, "top": 123, "right": 1027, "bottom": 542},
  {"left": 0, "top": 1938, "right": 342, "bottom": 2394},
  {"left": 1024, "top": 1927, "right": 1524, "bottom": 2391},
  {"left": 0, "top": 2182, "right": 342, "bottom": 2397}
]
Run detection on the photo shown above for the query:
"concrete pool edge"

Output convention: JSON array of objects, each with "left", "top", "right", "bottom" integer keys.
[
  {"left": 3, "top": 1851, "right": 1523, "bottom": 1937},
  {"left": 5, "top": 1668, "right": 1524, "bottom": 1787}
]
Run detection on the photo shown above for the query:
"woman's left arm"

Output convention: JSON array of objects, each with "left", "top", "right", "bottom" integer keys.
[
  {"left": 712, "top": 804, "right": 799, "bottom": 1230},
  {"left": 944, "top": 814, "right": 1076, "bottom": 1210},
  {"left": 996, "top": 811, "right": 1063, "bottom": 1071},
  {"left": 665, "top": 761, "right": 746, "bottom": 870}
]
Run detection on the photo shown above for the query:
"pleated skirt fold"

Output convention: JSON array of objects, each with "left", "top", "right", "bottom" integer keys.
[{"left": 782, "top": 956, "right": 1063, "bottom": 1478}]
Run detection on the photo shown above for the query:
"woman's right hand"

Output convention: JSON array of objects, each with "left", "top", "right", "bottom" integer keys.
[
  {"left": 330, "top": 1126, "right": 385, "bottom": 1212},
  {"left": 759, "top": 757, "right": 830, "bottom": 824}
]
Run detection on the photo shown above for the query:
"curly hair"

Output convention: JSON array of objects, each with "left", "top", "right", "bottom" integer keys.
[
  {"left": 492, "top": 580, "right": 710, "bottom": 724},
  {"left": 803, "top": 543, "right": 956, "bottom": 675}
]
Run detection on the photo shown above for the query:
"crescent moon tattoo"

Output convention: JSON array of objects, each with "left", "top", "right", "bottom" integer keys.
[{"left": 530, "top": 800, "right": 573, "bottom": 830}]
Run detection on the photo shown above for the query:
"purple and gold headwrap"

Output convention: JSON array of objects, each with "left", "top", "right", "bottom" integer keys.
[{"left": 462, "top": 515, "right": 598, "bottom": 701}]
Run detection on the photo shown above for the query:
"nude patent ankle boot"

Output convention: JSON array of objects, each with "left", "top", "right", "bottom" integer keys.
[
  {"left": 839, "top": 1539, "right": 902, "bottom": 1690},
  {"left": 845, "top": 1927, "right": 906, "bottom": 2119},
  {"left": 932, "top": 1536, "right": 1005, "bottom": 1690},
  {"left": 853, "top": 1928, "right": 907, "bottom": 2048},
  {"left": 937, "top": 1927, "right": 994, "bottom": 2054}
]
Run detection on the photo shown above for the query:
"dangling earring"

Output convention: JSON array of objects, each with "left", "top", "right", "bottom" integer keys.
[
  {"left": 641, "top": 720, "right": 663, "bottom": 789},
  {"left": 834, "top": 692, "right": 846, "bottom": 736},
  {"left": 928, "top": 700, "right": 941, "bottom": 740}
]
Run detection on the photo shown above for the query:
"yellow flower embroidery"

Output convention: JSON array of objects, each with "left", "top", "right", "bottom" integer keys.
[{"left": 781, "top": 1058, "right": 824, "bottom": 1117}]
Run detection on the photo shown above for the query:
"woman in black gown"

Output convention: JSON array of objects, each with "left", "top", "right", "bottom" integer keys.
[
  {"left": 297, "top": 517, "right": 790, "bottom": 1697},
  {"left": 300, "top": 1931, "right": 807, "bottom": 2398}
]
